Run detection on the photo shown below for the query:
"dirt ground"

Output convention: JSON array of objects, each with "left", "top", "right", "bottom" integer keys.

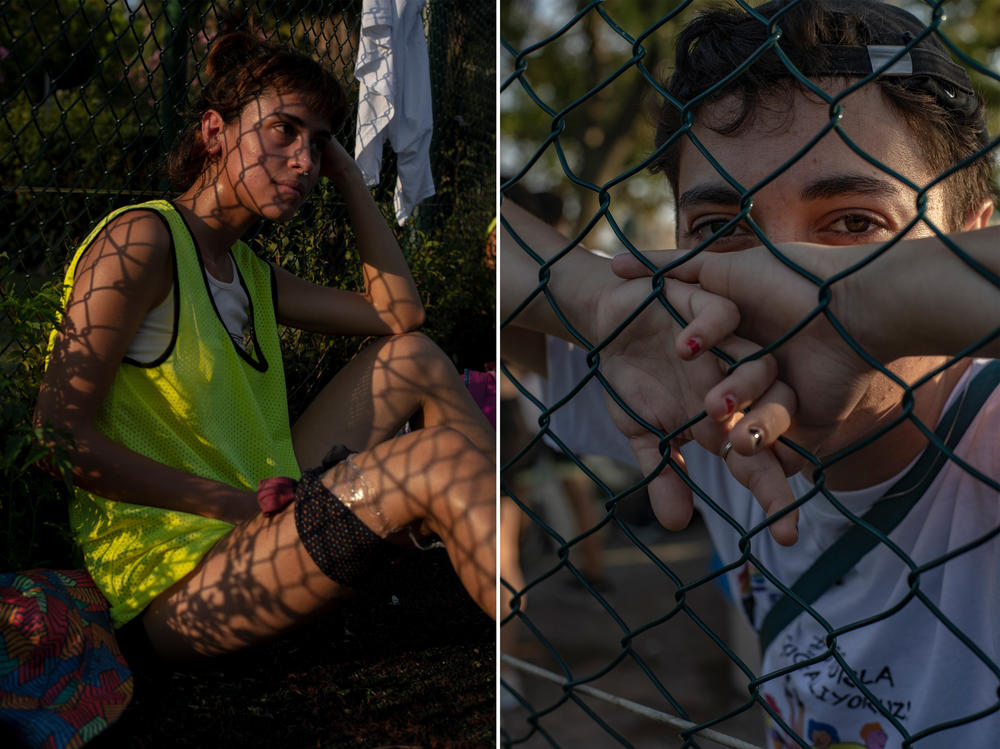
[
  {"left": 500, "top": 478, "right": 769, "bottom": 749},
  {"left": 89, "top": 550, "right": 495, "bottom": 749}
]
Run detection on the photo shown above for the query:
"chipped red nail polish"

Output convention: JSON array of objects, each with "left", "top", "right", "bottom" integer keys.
[
  {"left": 685, "top": 337, "right": 702, "bottom": 356},
  {"left": 724, "top": 394, "right": 737, "bottom": 414}
]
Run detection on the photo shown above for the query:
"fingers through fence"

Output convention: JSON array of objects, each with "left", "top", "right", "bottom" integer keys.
[{"left": 500, "top": 1, "right": 1000, "bottom": 746}]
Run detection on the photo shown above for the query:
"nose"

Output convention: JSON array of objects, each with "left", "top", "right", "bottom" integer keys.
[
  {"left": 755, "top": 221, "right": 803, "bottom": 245},
  {"left": 290, "top": 138, "right": 315, "bottom": 176},
  {"left": 743, "top": 184, "right": 810, "bottom": 245},
  {"left": 745, "top": 203, "right": 806, "bottom": 246}
]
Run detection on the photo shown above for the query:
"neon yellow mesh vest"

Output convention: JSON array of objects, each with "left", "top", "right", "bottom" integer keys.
[{"left": 49, "top": 200, "right": 301, "bottom": 627}]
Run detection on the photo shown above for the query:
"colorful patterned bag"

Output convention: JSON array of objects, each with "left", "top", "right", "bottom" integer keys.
[{"left": 1, "top": 569, "right": 133, "bottom": 748}]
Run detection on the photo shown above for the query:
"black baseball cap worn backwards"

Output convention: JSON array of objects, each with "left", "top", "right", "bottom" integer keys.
[{"left": 759, "top": 0, "right": 982, "bottom": 129}]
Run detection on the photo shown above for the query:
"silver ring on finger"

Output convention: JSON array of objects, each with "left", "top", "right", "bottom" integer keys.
[{"left": 720, "top": 439, "right": 734, "bottom": 462}]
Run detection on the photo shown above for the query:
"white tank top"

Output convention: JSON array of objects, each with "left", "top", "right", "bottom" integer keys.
[{"left": 126, "top": 254, "right": 250, "bottom": 364}]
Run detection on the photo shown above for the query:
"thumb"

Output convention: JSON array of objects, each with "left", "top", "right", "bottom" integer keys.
[{"left": 629, "top": 435, "right": 694, "bottom": 531}]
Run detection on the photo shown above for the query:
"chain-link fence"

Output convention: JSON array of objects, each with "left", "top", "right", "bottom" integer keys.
[
  {"left": 500, "top": 1, "right": 1000, "bottom": 747},
  {"left": 0, "top": 0, "right": 494, "bottom": 570}
]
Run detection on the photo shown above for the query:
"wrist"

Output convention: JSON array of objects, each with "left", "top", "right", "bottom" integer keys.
[
  {"left": 322, "top": 155, "right": 365, "bottom": 190},
  {"left": 215, "top": 488, "right": 260, "bottom": 524},
  {"left": 845, "top": 235, "right": 937, "bottom": 362},
  {"left": 541, "top": 248, "right": 615, "bottom": 344}
]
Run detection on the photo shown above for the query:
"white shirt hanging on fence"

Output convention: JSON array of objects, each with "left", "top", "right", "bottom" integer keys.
[{"left": 354, "top": 0, "right": 435, "bottom": 225}]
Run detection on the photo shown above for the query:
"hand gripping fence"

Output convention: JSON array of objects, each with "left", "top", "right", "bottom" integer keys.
[
  {"left": 501, "top": 1, "right": 1000, "bottom": 747},
  {"left": 0, "top": 0, "right": 494, "bottom": 571}
]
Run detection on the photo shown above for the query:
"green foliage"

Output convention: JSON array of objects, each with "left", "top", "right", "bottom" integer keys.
[
  {"left": 2, "top": 90, "right": 152, "bottom": 187},
  {"left": 501, "top": 0, "right": 697, "bottom": 242},
  {"left": 0, "top": 0, "right": 140, "bottom": 102},
  {"left": 502, "top": 0, "right": 1000, "bottom": 246},
  {"left": 406, "top": 220, "right": 495, "bottom": 370},
  {"left": 0, "top": 0, "right": 157, "bottom": 272},
  {"left": 0, "top": 275, "right": 77, "bottom": 570}
]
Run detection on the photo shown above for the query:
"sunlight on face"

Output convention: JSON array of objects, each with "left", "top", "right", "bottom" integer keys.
[
  {"left": 673, "top": 82, "right": 980, "bottom": 474},
  {"left": 675, "top": 82, "right": 948, "bottom": 252},
  {"left": 219, "top": 90, "right": 333, "bottom": 222}
]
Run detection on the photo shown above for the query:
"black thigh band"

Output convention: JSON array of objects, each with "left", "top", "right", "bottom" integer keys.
[{"left": 293, "top": 445, "right": 395, "bottom": 588}]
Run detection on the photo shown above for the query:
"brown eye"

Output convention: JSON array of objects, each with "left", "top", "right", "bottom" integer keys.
[
  {"left": 693, "top": 218, "right": 739, "bottom": 237},
  {"left": 842, "top": 215, "right": 872, "bottom": 232}
]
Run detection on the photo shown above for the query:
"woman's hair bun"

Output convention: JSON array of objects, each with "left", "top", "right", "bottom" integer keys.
[{"left": 205, "top": 32, "right": 266, "bottom": 82}]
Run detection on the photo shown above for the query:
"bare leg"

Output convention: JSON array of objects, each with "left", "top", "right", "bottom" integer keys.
[
  {"left": 327, "top": 426, "right": 495, "bottom": 621},
  {"left": 293, "top": 330, "right": 495, "bottom": 615},
  {"left": 142, "top": 333, "right": 495, "bottom": 659},
  {"left": 142, "top": 425, "right": 494, "bottom": 660},
  {"left": 292, "top": 332, "right": 494, "bottom": 466}
]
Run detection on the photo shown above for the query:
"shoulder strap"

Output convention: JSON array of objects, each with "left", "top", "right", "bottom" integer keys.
[{"left": 759, "top": 360, "right": 1000, "bottom": 653}]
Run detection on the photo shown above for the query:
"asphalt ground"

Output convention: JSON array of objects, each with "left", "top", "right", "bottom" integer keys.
[{"left": 500, "top": 485, "right": 767, "bottom": 749}]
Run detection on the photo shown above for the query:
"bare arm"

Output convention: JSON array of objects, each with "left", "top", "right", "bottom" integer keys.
[
  {"left": 614, "top": 228, "right": 1000, "bottom": 361},
  {"left": 847, "top": 228, "right": 1000, "bottom": 360},
  {"left": 275, "top": 139, "right": 425, "bottom": 336},
  {"left": 34, "top": 211, "right": 257, "bottom": 524},
  {"left": 612, "top": 225, "right": 1000, "bottom": 458},
  {"left": 500, "top": 201, "right": 608, "bottom": 341},
  {"left": 501, "top": 201, "right": 801, "bottom": 544}
]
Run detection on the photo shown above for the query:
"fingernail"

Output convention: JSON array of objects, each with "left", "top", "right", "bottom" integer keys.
[
  {"left": 685, "top": 337, "right": 702, "bottom": 356},
  {"left": 723, "top": 394, "right": 737, "bottom": 414},
  {"left": 748, "top": 426, "right": 763, "bottom": 451}
]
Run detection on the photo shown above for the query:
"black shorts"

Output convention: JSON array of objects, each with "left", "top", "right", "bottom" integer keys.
[{"left": 293, "top": 445, "right": 396, "bottom": 588}]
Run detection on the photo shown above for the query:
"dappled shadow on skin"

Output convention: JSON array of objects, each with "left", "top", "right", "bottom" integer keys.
[
  {"left": 184, "top": 89, "right": 425, "bottom": 335},
  {"left": 292, "top": 330, "right": 497, "bottom": 612},
  {"left": 143, "top": 507, "right": 346, "bottom": 658},
  {"left": 36, "top": 207, "right": 243, "bottom": 618},
  {"left": 42, "top": 235, "right": 496, "bottom": 658},
  {"left": 36, "top": 86, "right": 495, "bottom": 672},
  {"left": 140, "top": 328, "right": 496, "bottom": 659},
  {"left": 91, "top": 549, "right": 495, "bottom": 748}
]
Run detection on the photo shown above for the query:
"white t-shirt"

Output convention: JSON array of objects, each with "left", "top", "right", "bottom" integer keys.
[{"left": 542, "top": 340, "right": 1000, "bottom": 748}]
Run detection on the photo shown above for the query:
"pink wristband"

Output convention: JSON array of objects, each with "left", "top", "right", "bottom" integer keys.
[{"left": 256, "top": 476, "right": 298, "bottom": 516}]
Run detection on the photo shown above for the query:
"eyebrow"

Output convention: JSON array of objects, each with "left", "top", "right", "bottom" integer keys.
[
  {"left": 799, "top": 173, "right": 902, "bottom": 201},
  {"left": 677, "top": 173, "right": 903, "bottom": 212},
  {"left": 268, "top": 112, "right": 333, "bottom": 141},
  {"left": 677, "top": 184, "right": 743, "bottom": 212}
]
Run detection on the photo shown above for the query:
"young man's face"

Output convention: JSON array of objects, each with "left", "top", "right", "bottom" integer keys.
[
  {"left": 673, "top": 80, "right": 993, "bottom": 470},
  {"left": 674, "top": 81, "right": 978, "bottom": 252}
]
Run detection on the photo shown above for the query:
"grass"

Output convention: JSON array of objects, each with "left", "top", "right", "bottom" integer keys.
[{"left": 90, "top": 550, "right": 495, "bottom": 748}]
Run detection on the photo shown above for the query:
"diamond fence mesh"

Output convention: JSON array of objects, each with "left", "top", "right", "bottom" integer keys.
[
  {"left": 500, "top": 1, "right": 1000, "bottom": 747},
  {"left": 0, "top": 0, "right": 494, "bottom": 570}
]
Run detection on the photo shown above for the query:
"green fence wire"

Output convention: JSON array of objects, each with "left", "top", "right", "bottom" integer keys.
[
  {"left": 0, "top": 0, "right": 494, "bottom": 571},
  {"left": 500, "top": 1, "right": 1000, "bottom": 746}
]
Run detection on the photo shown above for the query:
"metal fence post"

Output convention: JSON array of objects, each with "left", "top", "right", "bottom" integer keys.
[{"left": 160, "top": 0, "right": 189, "bottom": 191}]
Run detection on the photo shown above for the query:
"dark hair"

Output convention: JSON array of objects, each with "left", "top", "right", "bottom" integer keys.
[
  {"left": 167, "top": 33, "right": 348, "bottom": 191},
  {"left": 652, "top": 0, "right": 996, "bottom": 230}
]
